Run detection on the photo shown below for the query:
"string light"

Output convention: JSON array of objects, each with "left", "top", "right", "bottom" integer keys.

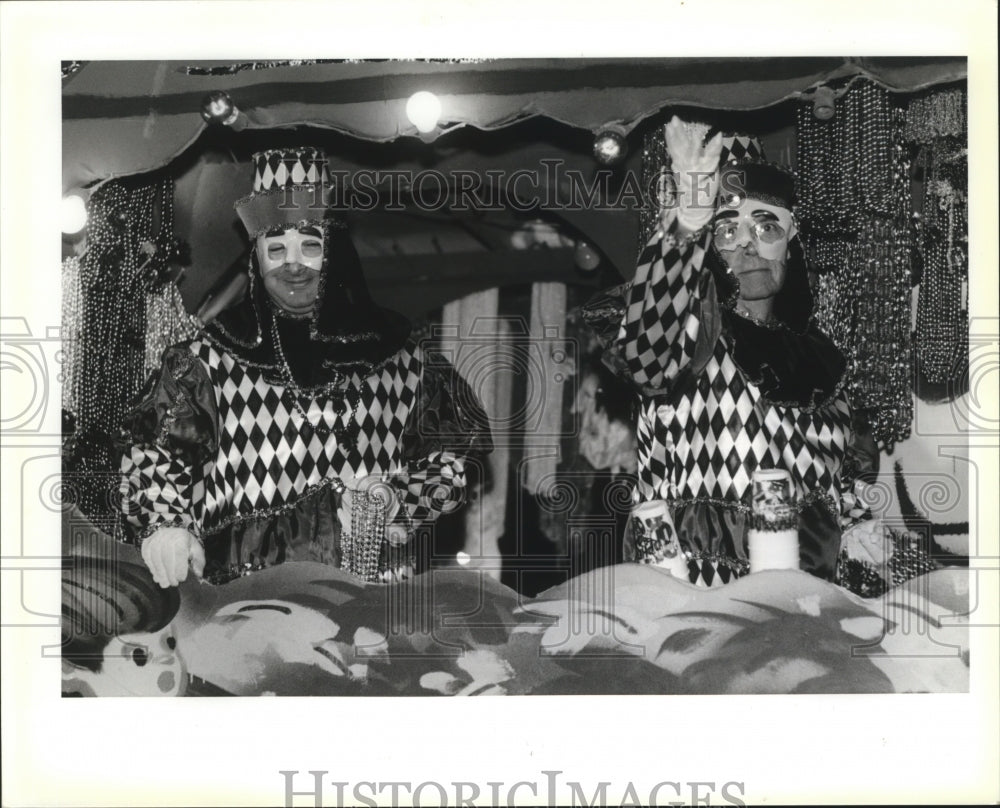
[
  {"left": 200, "top": 91, "right": 245, "bottom": 128},
  {"left": 593, "top": 128, "right": 628, "bottom": 165},
  {"left": 574, "top": 241, "right": 601, "bottom": 271},
  {"left": 812, "top": 86, "right": 837, "bottom": 121},
  {"left": 405, "top": 91, "right": 442, "bottom": 134},
  {"left": 61, "top": 193, "right": 88, "bottom": 235}
]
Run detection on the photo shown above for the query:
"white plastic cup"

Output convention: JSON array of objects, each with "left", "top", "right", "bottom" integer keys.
[
  {"left": 748, "top": 469, "right": 799, "bottom": 572},
  {"left": 631, "top": 500, "right": 689, "bottom": 578}
]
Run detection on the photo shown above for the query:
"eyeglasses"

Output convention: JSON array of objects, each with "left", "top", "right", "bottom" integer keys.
[{"left": 713, "top": 217, "right": 788, "bottom": 250}]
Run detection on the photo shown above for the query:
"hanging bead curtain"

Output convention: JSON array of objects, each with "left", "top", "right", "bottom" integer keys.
[
  {"left": 907, "top": 87, "right": 968, "bottom": 388},
  {"left": 62, "top": 176, "right": 195, "bottom": 523},
  {"left": 799, "top": 79, "right": 915, "bottom": 449}
]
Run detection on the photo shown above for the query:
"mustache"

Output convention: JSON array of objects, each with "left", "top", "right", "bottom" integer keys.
[{"left": 264, "top": 263, "right": 321, "bottom": 275}]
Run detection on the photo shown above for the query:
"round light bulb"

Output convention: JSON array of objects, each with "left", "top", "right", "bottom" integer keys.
[
  {"left": 574, "top": 240, "right": 601, "bottom": 272},
  {"left": 593, "top": 129, "right": 628, "bottom": 165},
  {"left": 455, "top": 551, "right": 471, "bottom": 566},
  {"left": 406, "top": 91, "right": 442, "bottom": 134},
  {"left": 61, "top": 194, "right": 88, "bottom": 235}
]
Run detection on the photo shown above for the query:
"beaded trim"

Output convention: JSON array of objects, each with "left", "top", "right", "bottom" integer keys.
[
  {"left": 247, "top": 217, "right": 348, "bottom": 242},
  {"left": 732, "top": 307, "right": 783, "bottom": 330},
  {"left": 684, "top": 551, "right": 750, "bottom": 576},
  {"left": 234, "top": 183, "right": 334, "bottom": 210},
  {"left": 134, "top": 515, "right": 202, "bottom": 549},
  {"left": 308, "top": 262, "right": 381, "bottom": 345},
  {"left": 749, "top": 511, "right": 799, "bottom": 531},
  {"left": 343, "top": 489, "right": 387, "bottom": 583},
  {"left": 199, "top": 475, "right": 348, "bottom": 537},
  {"left": 666, "top": 488, "right": 838, "bottom": 518}
]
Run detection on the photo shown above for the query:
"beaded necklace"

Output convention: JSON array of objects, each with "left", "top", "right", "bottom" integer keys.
[
  {"left": 64, "top": 177, "right": 184, "bottom": 521},
  {"left": 733, "top": 306, "right": 783, "bottom": 330},
  {"left": 800, "top": 79, "right": 914, "bottom": 448},
  {"left": 270, "top": 315, "right": 363, "bottom": 450},
  {"left": 908, "top": 87, "right": 968, "bottom": 387}
]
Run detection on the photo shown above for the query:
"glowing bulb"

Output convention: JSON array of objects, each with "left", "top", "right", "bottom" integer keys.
[
  {"left": 593, "top": 129, "right": 628, "bottom": 165},
  {"left": 61, "top": 194, "right": 87, "bottom": 235},
  {"left": 812, "top": 86, "right": 836, "bottom": 121},
  {"left": 455, "top": 551, "right": 471, "bottom": 566},
  {"left": 574, "top": 241, "right": 601, "bottom": 272},
  {"left": 406, "top": 91, "right": 442, "bottom": 134}
]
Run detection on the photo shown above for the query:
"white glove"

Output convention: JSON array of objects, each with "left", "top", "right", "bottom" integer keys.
[
  {"left": 841, "top": 518, "right": 891, "bottom": 566},
  {"left": 664, "top": 116, "right": 723, "bottom": 233},
  {"left": 141, "top": 526, "right": 205, "bottom": 588}
]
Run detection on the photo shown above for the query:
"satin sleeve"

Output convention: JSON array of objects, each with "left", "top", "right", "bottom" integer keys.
[
  {"left": 119, "top": 343, "right": 219, "bottom": 543},
  {"left": 582, "top": 212, "right": 721, "bottom": 396},
  {"left": 389, "top": 353, "right": 493, "bottom": 528}
]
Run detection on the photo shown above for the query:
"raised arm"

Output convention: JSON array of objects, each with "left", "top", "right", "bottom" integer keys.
[{"left": 618, "top": 119, "right": 724, "bottom": 390}]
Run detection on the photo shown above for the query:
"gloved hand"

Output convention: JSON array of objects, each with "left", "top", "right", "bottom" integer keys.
[
  {"left": 664, "top": 115, "right": 723, "bottom": 233},
  {"left": 141, "top": 526, "right": 205, "bottom": 588},
  {"left": 841, "top": 518, "right": 891, "bottom": 566}
]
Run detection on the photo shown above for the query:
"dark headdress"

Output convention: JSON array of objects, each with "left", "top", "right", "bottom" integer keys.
[{"left": 707, "top": 133, "right": 845, "bottom": 409}]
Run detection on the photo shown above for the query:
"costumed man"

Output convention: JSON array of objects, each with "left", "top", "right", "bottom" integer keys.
[
  {"left": 120, "top": 147, "right": 493, "bottom": 587},
  {"left": 584, "top": 118, "right": 876, "bottom": 587}
]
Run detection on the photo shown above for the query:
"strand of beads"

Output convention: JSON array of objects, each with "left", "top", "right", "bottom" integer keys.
[
  {"left": 800, "top": 80, "right": 914, "bottom": 448},
  {"left": 71, "top": 177, "right": 179, "bottom": 520},
  {"left": 142, "top": 179, "right": 197, "bottom": 376},
  {"left": 909, "top": 86, "right": 968, "bottom": 387},
  {"left": 346, "top": 489, "right": 387, "bottom": 583},
  {"left": 904, "top": 86, "right": 966, "bottom": 143},
  {"left": 638, "top": 121, "right": 669, "bottom": 254},
  {"left": 61, "top": 255, "right": 83, "bottom": 415}
]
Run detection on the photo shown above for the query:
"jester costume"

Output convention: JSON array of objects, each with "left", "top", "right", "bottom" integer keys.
[
  {"left": 120, "top": 148, "right": 492, "bottom": 583},
  {"left": 585, "top": 160, "right": 872, "bottom": 587}
]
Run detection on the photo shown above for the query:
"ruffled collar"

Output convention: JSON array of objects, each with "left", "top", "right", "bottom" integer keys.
[{"left": 723, "top": 310, "right": 847, "bottom": 410}]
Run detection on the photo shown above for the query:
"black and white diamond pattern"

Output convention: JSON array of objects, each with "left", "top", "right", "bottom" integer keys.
[
  {"left": 195, "top": 338, "right": 422, "bottom": 525},
  {"left": 719, "top": 133, "right": 767, "bottom": 166},
  {"left": 619, "top": 228, "right": 709, "bottom": 390},
  {"left": 635, "top": 341, "right": 850, "bottom": 506},
  {"left": 252, "top": 148, "right": 328, "bottom": 192},
  {"left": 623, "top": 216, "right": 854, "bottom": 582},
  {"left": 122, "top": 336, "right": 472, "bottom": 540}
]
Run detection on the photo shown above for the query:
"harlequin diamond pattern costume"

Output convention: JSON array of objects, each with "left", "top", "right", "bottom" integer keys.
[
  {"left": 584, "top": 144, "right": 871, "bottom": 587},
  {"left": 121, "top": 148, "right": 492, "bottom": 583}
]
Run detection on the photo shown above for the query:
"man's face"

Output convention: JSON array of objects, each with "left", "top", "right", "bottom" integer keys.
[
  {"left": 256, "top": 226, "right": 324, "bottom": 316},
  {"left": 712, "top": 198, "right": 796, "bottom": 304}
]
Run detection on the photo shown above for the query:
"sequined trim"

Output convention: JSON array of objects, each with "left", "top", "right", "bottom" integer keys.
[
  {"left": 198, "top": 475, "right": 346, "bottom": 537},
  {"left": 750, "top": 512, "right": 799, "bottom": 531},
  {"left": 684, "top": 551, "right": 750, "bottom": 576},
  {"left": 134, "top": 516, "right": 202, "bottom": 549},
  {"left": 309, "top": 264, "right": 380, "bottom": 345},
  {"left": 666, "top": 488, "right": 838, "bottom": 517}
]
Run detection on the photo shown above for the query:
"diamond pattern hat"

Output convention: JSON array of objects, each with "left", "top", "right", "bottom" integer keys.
[
  {"left": 716, "top": 132, "right": 768, "bottom": 166},
  {"left": 711, "top": 130, "right": 796, "bottom": 210},
  {"left": 235, "top": 147, "right": 342, "bottom": 238}
]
